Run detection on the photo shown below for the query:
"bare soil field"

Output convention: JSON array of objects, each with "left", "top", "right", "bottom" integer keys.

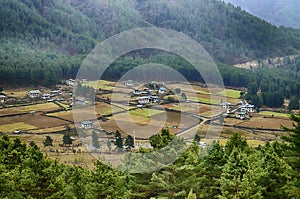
[
  {"left": 0, "top": 113, "right": 69, "bottom": 132},
  {"left": 0, "top": 102, "right": 61, "bottom": 116},
  {"left": 238, "top": 117, "right": 293, "bottom": 129},
  {"left": 97, "top": 111, "right": 199, "bottom": 138},
  {"left": 224, "top": 115, "right": 293, "bottom": 130},
  {"left": 48, "top": 111, "right": 74, "bottom": 121},
  {"left": 198, "top": 124, "right": 285, "bottom": 146}
]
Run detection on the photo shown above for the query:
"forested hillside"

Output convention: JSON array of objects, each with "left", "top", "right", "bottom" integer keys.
[
  {"left": 0, "top": 114, "right": 300, "bottom": 198},
  {"left": 224, "top": 0, "right": 300, "bottom": 29},
  {"left": 1, "top": 0, "right": 300, "bottom": 88}
]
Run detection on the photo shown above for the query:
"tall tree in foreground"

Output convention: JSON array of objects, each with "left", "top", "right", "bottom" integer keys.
[{"left": 281, "top": 114, "right": 300, "bottom": 197}]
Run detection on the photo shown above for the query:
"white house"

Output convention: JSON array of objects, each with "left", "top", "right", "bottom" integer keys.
[
  {"left": 240, "top": 104, "right": 255, "bottom": 113},
  {"left": 41, "top": 94, "right": 51, "bottom": 100},
  {"left": 28, "top": 90, "right": 41, "bottom": 98},
  {"left": 220, "top": 102, "right": 231, "bottom": 109},
  {"left": 81, "top": 120, "right": 93, "bottom": 129},
  {"left": 236, "top": 112, "right": 246, "bottom": 120},
  {"left": 124, "top": 80, "right": 133, "bottom": 87},
  {"left": 0, "top": 95, "right": 6, "bottom": 103},
  {"left": 158, "top": 87, "right": 166, "bottom": 94},
  {"left": 198, "top": 141, "right": 207, "bottom": 148},
  {"left": 66, "top": 79, "right": 75, "bottom": 86},
  {"left": 138, "top": 96, "right": 160, "bottom": 104},
  {"left": 138, "top": 96, "right": 150, "bottom": 104},
  {"left": 149, "top": 96, "right": 160, "bottom": 103},
  {"left": 51, "top": 90, "right": 62, "bottom": 96},
  {"left": 133, "top": 89, "right": 141, "bottom": 96}
]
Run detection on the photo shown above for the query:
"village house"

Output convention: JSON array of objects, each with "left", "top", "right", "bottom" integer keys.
[
  {"left": 138, "top": 96, "right": 160, "bottom": 104},
  {"left": 138, "top": 96, "right": 150, "bottom": 104},
  {"left": 81, "top": 120, "right": 93, "bottom": 129},
  {"left": 41, "top": 94, "right": 51, "bottom": 100},
  {"left": 133, "top": 89, "right": 141, "bottom": 96},
  {"left": 0, "top": 95, "right": 6, "bottom": 103},
  {"left": 124, "top": 80, "right": 133, "bottom": 87},
  {"left": 51, "top": 90, "right": 62, "bottom": 96},
  {"left": 198, "top": 141, "right": 207, "bottom": 148},
  {"left": 28, "top": 90, "right": 41, "bottom": 98},
  {"left": 66, "top": 79, "right": 75, "bottom": 86},
  {"left": 220, "top": 102, "right": 231, "bottom": 109},
  {"left": 133, "top": 89, "right": 149, "bottom": 96},
  {"left": 240, "top": 104, "right": 255, "bottom": 113},
  {"left": 158, "top": 87, "right": 166, "bottom": 94},
  {"left": 236, "top": 112, "right": 246, "bottom": 120}
]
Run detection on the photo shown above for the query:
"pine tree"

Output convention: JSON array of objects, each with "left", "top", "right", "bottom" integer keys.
[
  {"left": 125, "top": 135, "right": 134, "bottom": 150},
  {"left": 62, "top": 134, "right": 73, "bottom": 146},
  {"left": 193, "top": 134, "right": 201, "bottom": 143},
  {"left": 115, "top": 130, "right": 123, "bottom": 151},
  {"left": 43, "top": 135, "right": 53, "bottom": 147},
  {"left": 281, "top": 114, "right": 300, "bottom": 197}
]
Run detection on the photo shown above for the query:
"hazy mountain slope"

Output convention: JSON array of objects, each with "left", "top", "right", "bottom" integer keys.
[
  {"left": 66, "top": 0, "right": 300, "bottom": 63},
  {"left": 134, "top": 0, "right": 300, "bottom": 63},
  {"left": 224, "top": 0, "right": 300, "bottom": 29}
]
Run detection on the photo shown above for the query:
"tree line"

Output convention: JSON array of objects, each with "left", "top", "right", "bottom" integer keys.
[{"left": 0, "top": 114, "right": 299, "bottom": 198}]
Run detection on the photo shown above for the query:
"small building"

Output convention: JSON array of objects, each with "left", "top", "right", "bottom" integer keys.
[
  {"left": 240, "top": 104, "right": 255, "bottom": 113},
  {"left": 138, "top": 96, "right": 150, "bottom": 104},
  {"left": 198, "top": 141, "right": 207, "bottom": 148},
  {"left": 41, "top": 94, "right": 51, "bottom": 100},
  {"left": 28, "top": 90, "right": 41, "bottom": 98},
  {"left": 220, "top": 102, "right": 231, "bottom": 109},
  {"left": 0, "top": 95, "right": 6, "bottom": 103},
  {"left": 149, "top": 96, "right": 160, "bottom": 103},
  {"left": 51, "top": 90, "right": 62, "bottom": 96},
  {"left": 133, "top": 89, "right": 141, "bottom": 96},
  {"left": 124, "top": 80, "right": 133, "bottom": 87},
  {"left": 66, "top": 79, "right": 75, "bottom": 86},
  {"left": 158, "top": 87, "right": 166, "bottom": 94},
  {"left": 138, "top": 96, "right": 160, "bottom": 104},
  {"left": 81, "top": 120, "right": 93, "bottom": 129},
  {"left": 236, "top": 112, "right": 246, "bottom": 120}
]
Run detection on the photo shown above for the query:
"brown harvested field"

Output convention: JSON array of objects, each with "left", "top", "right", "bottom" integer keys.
[
  {"left": 110, "top": 92, "right": 131, "bottom": 102},
  {"left": 95, "top": 102, "right": 124, "bottom": 115},
  {"left": 198, "top": 124, "right": 285, "bottom": 145},
  {"left": 48, "top": 111, "right": 74, "bottom": 121},
  {"left": 162, "top": 103, "right": 223, "bottom": 118},
  {"left": 0, "top": 113, "right": 70, "bottom": 131},
  {"left": 237, "top": 117, "right": 293, "bottom": 129},
  {"left": 97, "top": 111, "right": 199, "bottom": 138},
  {"left": 224, "top": 118, "right": 246, "bottom": 125},
  {"left": 50, "top": 103, "right": 126, "bottom": 123},
  {"left": 0, "top": 102, "right": 61, "bottom": 116},
  {"left": 4, "top": 88, "right": 32, "bottom": 98},
  {"left": 30, "top": 125, "right": 70, "bottom": 133}
]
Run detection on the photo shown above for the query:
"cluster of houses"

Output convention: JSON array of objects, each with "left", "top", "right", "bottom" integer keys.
[
  {"left": 220, "top": 101, "right": 255, "bottom": 120},
  {"left": 27, "top": 89, "right": 66, "bottom": 101},
  {"left": 130, "top": 86, "right": 168, "bottom": 106}
]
